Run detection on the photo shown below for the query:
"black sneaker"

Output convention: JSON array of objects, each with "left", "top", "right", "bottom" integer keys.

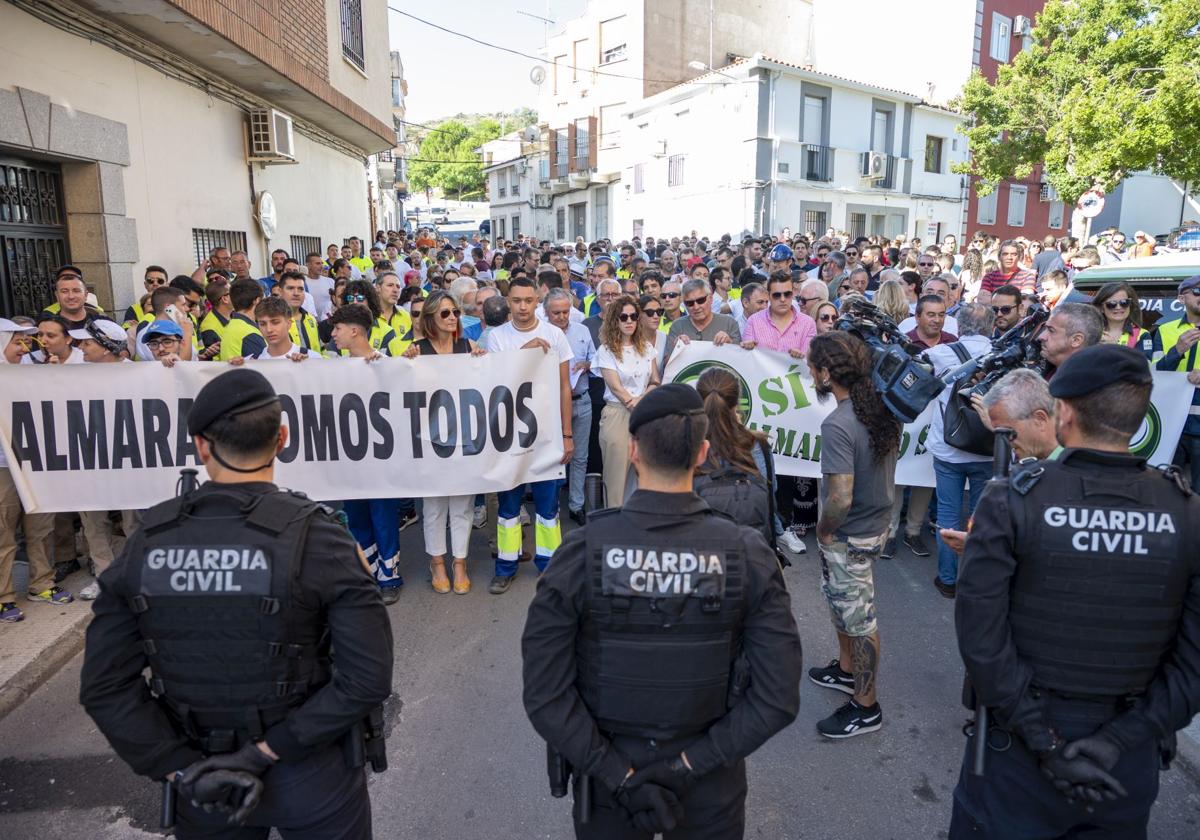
[
  {"left": 808, "top": 658, "right": 855, "bottom": 695},
  {"left": 398, "top": 510, "right": 419, "bottom": 532},
  {"left": 817, "top": 699, "right": 882, "bottom": 739},
  {"left": 903, "top": 532, "right": 931, "bottom": 557},
  {"left": 380, "top": 586, "right": 402, "bottom": 605},
  {"left": 53, "top": 558, "right": 80, "bottom": 583},
  {"left": 488, "top": 574, "right": 516, "bottom": 595},
  {"left": 933, "top": 576, "right": 957, "bottom": 599},
  {"left": 568, "top": 509, "right": 586, "bottom": 527},
  {"left": 880, "top": 535, "right": 897, "bottom": 560}
]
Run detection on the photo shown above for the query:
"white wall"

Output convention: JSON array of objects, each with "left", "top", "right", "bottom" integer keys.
[
  {"left": 1116, "top": 175, "right": 1200, "bottom": 237},
  {"left": 0, "top": 8, "right": 370, "bottom": 311},
  {"left": 324, "top": 0, "right": 393, "bottom": 128}
]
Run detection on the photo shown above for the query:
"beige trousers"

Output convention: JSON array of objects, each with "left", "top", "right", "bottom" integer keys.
[
  {"left": 599, "top": 402, "right": 634, "bottom": 507},
  {"left": 0, "top": 467, "right": 56, "bottom": 602}
]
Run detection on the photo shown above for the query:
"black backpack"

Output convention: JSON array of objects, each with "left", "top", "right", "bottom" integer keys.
[
  {"left": 693, "top": 441, "right": 779, "bottom": 553},
  {"left": 941, "top": 342, "right": 995, "bottom": 456}
]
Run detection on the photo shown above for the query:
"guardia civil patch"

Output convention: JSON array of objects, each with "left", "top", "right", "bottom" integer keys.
[
  {"left": 601, "top": 545, "right": 726, "bottom": 598},
  {"left": 141, "top": 545, "right": 272, "bottom": 595}
]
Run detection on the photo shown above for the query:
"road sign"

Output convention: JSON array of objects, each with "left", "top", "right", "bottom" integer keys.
[{"left": 1077, "top": 190, "right": 1106, "bottom": 219}]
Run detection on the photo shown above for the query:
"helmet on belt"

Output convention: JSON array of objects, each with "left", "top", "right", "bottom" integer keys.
[{"left": 768, "top": 243, "right": 794, "bottom": 262}]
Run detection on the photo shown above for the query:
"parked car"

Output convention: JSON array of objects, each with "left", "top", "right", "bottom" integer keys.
[
  {"left": 1070, "top": 252, "right": 1200, "bottom": 330},
  {"left": 479, "top": 219, "right": 491, "bottom": 236}
]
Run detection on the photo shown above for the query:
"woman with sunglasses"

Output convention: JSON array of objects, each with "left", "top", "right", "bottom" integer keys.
[
  {"left": 402, "top": 290, "right": 486, "bottom": 594},
  {"left": 1092, "top": 281, "right": 1148, "bottom": 349},
  {"left": 596, "top": 295, "right": 660, "bottom": 505},
  {"left": 637, "top": 293, "right": 668, "bottom": 365},
  {"left": 813, "top": 301, "right": 839, "bottom": 335}
]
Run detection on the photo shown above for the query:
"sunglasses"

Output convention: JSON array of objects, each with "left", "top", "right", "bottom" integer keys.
[
  {"left": 1187, "top": 288, "right": 1200, "bottom": 298},
  {"left": 818, "top": 313, "right": 836, "bottom": 322},
  {"left": 992, "top": 304, "right": 1017, "bottom": 315},
  {"left": 1104, "top": 299, "right": 1130, "bottom": 310},
  {"left": 918, "top": 262, "right": 935, "bottom": 267},
  {"left": 683, "top": 295, "right": 709, "bottom": 308},
  {"left": 344, "top": 293, "right": 366, "bottom": 303},
  {"left": 770, "top": 290, "right": 793, "bottom": 300},
  {"left": 662, "top": 291, "right": 680, "bottom": 299},
  {"left": 617, "top": 313, "right": 639, "bottom": 323},
  {"left": 437, "top": 308, "right": 462, "bottom": 319},
  {"left": 642, "top": 308, "right": 663, "bottom": 318},
  {"left": 845, "top": 250, "right": 858, "bottom": 256}
]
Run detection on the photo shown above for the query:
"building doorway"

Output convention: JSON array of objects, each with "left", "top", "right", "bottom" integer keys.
[
  {"left": 570, "top": 202, "right": 586, "bottom": 240},
  {"left": 0, "top": 156, "right": 69, "bottom": 318}
]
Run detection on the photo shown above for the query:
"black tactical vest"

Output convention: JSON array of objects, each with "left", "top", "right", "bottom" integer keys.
[
  {"left": 577, "top": 508, "right": 748, "bottom": 739},
  {"left": 128, "top": 486, "right": 331, "bottom": 750},
  {"left": 1007, "top": 451, "right": 1194, "bottom": 697}
]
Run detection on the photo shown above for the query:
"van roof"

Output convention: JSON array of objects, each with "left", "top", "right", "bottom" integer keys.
[{"left": 1073, "top": 252, "right": 1200, "bottom": 287}]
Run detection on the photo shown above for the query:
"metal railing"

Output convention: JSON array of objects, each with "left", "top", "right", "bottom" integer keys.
[{"left": 801, "top": 144, "right": 833, "bottom": 181}]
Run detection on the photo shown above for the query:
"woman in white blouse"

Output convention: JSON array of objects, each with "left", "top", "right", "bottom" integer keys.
[{"left": 596, "top": 295, "right": 659, "bottom": 505}]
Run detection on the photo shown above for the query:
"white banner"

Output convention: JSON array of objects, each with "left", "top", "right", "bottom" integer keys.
[
  {"left": 0, "top": 351, "right": 565, "bottom": 513},
  {"left": 664, "top": 343, "right": 1193, "bottom": 486}
]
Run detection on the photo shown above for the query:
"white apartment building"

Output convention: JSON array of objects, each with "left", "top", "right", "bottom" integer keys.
[
  {"left": 0, "top": 0, "right": 393, "bottom": 318},
  {"left": 480, "top": 131, "right": 539, "bottom": 242},
  {"left": 531, "top": 0, "right": 822, "bottom": 242},
  {"left": 618, "top": 56, "right": 968, "bottom": 241}
]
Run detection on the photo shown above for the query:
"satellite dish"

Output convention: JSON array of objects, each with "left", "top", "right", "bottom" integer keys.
[
  {"left": 530, "top": 65, "right": 546, "bottom": 85},
  {"left": 255, "top": 191, "right": 277, "bottom": 241}
]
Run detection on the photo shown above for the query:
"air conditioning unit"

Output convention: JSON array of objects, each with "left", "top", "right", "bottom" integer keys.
[
  {"left": 1014, "top": 15, "right": 1032, "bottom": 36},
  {"left": 861, "top": 151, "right": 886, "bottom": 181},
  {"left": 248, "top": 108, "right": 296, "bottom": 162}
]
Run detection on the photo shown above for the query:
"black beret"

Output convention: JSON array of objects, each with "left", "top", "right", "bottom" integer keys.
[
  {"left": 1048, "top": 344, "right": 1153, "bottom": 399},
  {"left": 629, "top": 383, "right": 705, "bottom": 435},
  {"left": 187, "top": 368, "right": 280, "bottom": 437}
]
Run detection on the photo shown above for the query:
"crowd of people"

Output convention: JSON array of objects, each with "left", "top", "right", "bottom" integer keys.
[{"left": 2, "top": 221, "right": 1197, "bottom": 631}]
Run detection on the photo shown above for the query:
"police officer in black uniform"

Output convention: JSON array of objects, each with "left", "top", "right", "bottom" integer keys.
[
  {"left": 80, "top": 368, "right": 394, "bottom": 839},
  {"left": 522, "top": 383, "right": 802, "bottom": 839},
  {"left": 951, "top": 344, "right": 1200, "bottom": 838}
]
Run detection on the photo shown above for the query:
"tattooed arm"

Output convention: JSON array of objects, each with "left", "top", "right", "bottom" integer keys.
[{"left": 816, "top": 473, "right": 854, "bottom": 545}]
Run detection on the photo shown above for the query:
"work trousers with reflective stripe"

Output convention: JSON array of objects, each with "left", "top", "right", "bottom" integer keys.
[
  {"left": 344, "top": 498, "right": 402, "bottom": 588},
  {"left": 495, "top": 481, "right": 560, "bottom": 577}
]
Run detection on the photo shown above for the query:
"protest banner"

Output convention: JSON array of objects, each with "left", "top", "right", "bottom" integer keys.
[
  {"left": 664, "top": 342, "right": 1193, "bottom": 486},
  {"left": 0, "top": 350, "right": 565, "bottom": 513}
]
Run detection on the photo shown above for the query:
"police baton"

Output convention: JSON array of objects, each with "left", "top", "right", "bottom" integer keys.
[
  {"left": 970, "top": 427, "right": 1015, "bottom": 777},
  {"left": 160, "top": 779, "right": 176, "bottom": 829}
]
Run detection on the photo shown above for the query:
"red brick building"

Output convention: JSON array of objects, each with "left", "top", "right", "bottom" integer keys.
[{"left": 965, "top": 0, "right": 1068, "bottom": 244}]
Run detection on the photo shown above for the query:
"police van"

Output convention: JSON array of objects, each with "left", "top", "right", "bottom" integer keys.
[{"left": 1071, "top": 252, "right": 1200, "bottom": 330}]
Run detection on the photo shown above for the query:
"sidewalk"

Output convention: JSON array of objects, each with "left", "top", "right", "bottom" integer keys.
[{"left": 0, "top": 567, "right": 93, "bottom": 722}]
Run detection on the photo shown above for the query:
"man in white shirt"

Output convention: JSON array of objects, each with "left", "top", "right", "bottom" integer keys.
[
  {"left": 544, "top": 288, "right": 595, "bottom": 525},
  {"left": 305, "top": 252, "right": 336, "bottom": 321},
  {"left": 483, "top": 276, "right": 574, "bottom": 595},
  {"left": 250, "top": 297, "right": 317, "bottom": 362}
]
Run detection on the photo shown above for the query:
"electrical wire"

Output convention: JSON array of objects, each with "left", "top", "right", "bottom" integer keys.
[{"left": 386, "top": 5, "right": 681, "bottom": 84}]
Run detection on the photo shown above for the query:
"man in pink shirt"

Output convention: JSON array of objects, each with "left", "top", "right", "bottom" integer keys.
[{"left": 740, "top": 271, "right": 818, "bottom": 357}]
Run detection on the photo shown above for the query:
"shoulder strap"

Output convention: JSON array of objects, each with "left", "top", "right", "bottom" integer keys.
[
  {"left": 948, "top": 341, "right": 971, "bottom": 363},
  {"left": 758, "top": 439, "right": 779, "bottom": 551}
]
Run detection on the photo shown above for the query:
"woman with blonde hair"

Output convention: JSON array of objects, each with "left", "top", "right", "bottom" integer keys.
[
  {"left": 596, "top": 294, "right": 659, "bottom": 505},
  {"left": 873, "top": 279, "right": 909, "bottom": 325}
]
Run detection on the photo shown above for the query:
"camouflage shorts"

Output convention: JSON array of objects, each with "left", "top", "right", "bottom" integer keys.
[{"left": 819, "top": 533, "right": 885, "bottom": 637}]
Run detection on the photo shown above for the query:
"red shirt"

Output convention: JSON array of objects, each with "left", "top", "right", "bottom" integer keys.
[
  {"left": 979, "top": 267, "right": 1037, "bottom": 296},
  {"left": 906, "top": 328, "right": 958, "bottom": 351}
]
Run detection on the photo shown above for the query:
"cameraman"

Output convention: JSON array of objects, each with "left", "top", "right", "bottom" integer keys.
[
  {"left": 1036, "top": 302, "right": 1103, "bottom": 372},
  {"left": 920, "top": 303, "right": 995, "bottom": 599}
]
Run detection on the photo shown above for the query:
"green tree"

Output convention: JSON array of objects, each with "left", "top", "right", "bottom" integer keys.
[
  {"left": 953, "top": 0, "right": 1200, "bottom": 203},
  {"left": 408, "top": 118, "right": 505, "bottom": 200}
]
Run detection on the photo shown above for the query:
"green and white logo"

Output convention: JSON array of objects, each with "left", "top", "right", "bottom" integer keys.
[
  {"left": 1128, "top": 403, "right": 1162, "bottom": 458},
  {"left": 671, "top": 360, "right": 754, "bottom": 417}
]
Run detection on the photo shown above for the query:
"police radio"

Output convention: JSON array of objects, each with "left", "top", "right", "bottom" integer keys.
[{"left": 835, "top": 298, "right": 945, "bottom": 422}]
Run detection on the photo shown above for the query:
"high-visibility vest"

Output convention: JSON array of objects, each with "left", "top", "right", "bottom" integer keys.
[
  {"left": 1154, "top": 315, "right": 1200, "bottom": 371},
  {"left": 218, "top": 313, "right": 265, "bottom": 361},
  {"left": 338, "top": 321, "right": 406, "bottom": 357},
  {"left": 287, "top": 309, "right": 324, "bottom": 356},
  {"left": 199, "top": 309, "right": 230, "bottom": 348}
]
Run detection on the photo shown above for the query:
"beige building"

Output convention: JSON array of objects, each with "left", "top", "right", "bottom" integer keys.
[{"left": 0, "top": 0, "right": 393, "bottom": 318}]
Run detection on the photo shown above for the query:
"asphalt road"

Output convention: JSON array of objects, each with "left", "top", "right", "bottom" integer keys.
[{"left": 2, "top": 513, "right": 1199, "bottom": 839}]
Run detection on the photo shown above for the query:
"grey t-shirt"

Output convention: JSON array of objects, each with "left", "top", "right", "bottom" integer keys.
[
  {"left": 819, "top": 398, "right": 896, "bottom": 538},
  {"left": 664, "top": 313, "right": 742, "bottom": 361}
]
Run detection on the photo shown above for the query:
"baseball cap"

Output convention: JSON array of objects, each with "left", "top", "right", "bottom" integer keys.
[
  {"left": 1178, "top": 275, "right": 1200, "bottom": 294},
  {"left": 143, "top": 319, "right": 184, "bottom": 340},
  {"left": 55, "top": 264, "right": 84, "bottom": 280},
  {"left": 188, "top": 369, "right": 279, "bottom": 437},
  {"left": 0, "top": 318, "right": 37, "bottom": 334},
  {"left": 69, "top": 319, "right": 127, "bottom": 344}
]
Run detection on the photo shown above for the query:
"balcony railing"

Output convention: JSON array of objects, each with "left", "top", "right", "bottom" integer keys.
[{"left": 801, "top": 144, "right": 833, "bottom": 181}]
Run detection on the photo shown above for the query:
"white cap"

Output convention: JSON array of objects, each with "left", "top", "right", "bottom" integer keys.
[
  {"left": 69, "top": 319, "right": 127, "bottom": 344},
  {"left": 0, "top": 317, "right": 36, "bottom": 334}
]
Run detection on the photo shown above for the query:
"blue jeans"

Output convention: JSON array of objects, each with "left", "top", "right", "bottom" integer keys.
[
  {"left": 933, "top": 459, "right": 991, "bottom": 585},
  {"left": 568, "top": 397, "right": 592, "bottom": 513},
  {"left": 344, "top": 498, "right": 402, "bottom": 588}
]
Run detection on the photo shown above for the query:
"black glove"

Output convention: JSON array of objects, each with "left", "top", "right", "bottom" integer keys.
[
  {"left": 178, "top": 769, "right": 264, "bottom": 824},
  {"left": 615, "top": 782, "right": 684, "bottom": 834},
  {"left": 1062, "top": 732, "right": 1122, "bottom": 771},
  {"left": 626, "top": 754, "right": 697, "bottom": 797},
  {"left": 1039, "top": 751, "right": 1128, "bottom": 805},
  {"left": 177, "top": 742, "right": 276, "bottom": 825}
]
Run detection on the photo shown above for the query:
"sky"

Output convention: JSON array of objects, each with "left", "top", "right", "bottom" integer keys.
[{"left": 387, "top": 1, "right": 588, "bottom": 124}]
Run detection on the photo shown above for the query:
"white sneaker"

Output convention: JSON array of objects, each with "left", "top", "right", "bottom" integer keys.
[
  {"left": 778, "top": 529, "right": 806, "bottom": 555},
  {"left": 80, "top": 581, "right": 101, "bottom": 601},
  {"left": 473, "top": 505, "right": 487, "bottom": 529}
]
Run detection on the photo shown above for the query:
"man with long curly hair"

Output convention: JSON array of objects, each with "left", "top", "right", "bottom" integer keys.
[{"left": 806, "top": 331, "right": 901, "bottom": 739}]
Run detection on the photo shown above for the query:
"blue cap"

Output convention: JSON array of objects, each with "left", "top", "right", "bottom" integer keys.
[
  {"left": 144, "top": 319, "right": 183, "bottom": 339},
  {"left": 769, "top": 243, "right": 794, "bottom": 262},
  {"left": 1178, "top": 274, "right": 1200, "bottom": 294}
]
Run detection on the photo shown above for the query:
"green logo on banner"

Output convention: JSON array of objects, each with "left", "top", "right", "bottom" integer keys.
[
  {"left": 671, "top": 360, "right": 754, "bottom": 417},
  {"left": 1128, "top": 403, "right": 1162, "bottom": 458}
]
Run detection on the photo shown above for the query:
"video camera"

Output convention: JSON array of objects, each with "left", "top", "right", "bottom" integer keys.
[
  {"left": 941, "top": 305, "right": 1050, "bottom": 398},
  {"left": 834, "top": 298, "right": 945, "bottom": 423}
]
